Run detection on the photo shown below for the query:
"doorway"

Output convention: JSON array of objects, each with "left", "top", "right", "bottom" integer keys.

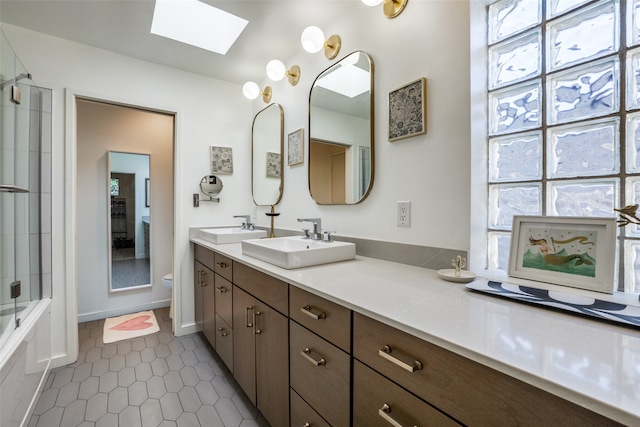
[{"left": 75, "top": 98, "right": 175, "bottom": 322}]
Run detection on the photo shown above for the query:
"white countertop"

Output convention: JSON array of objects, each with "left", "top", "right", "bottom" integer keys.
[{"left": 191, "top": 236, "right": 640, "bottom": 425}]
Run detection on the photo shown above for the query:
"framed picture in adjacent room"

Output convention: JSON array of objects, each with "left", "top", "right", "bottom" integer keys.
[
  {"left": 508, "top": 216, "right": 616, "bottom": 293},
  {"left": 266, "top": 152, "right": 281, "bottom": 177},
  {"left": 288, "top": 128, "right": 304, "bottom": 166},
  {"left": 388, "top": 77, "right": 427, "bottom": 142}
]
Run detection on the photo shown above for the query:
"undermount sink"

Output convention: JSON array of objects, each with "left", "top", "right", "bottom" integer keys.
[
  {"left": 199, "top": 227, "right": 267, "bottom": 244},
  {"left": 241, "top": 236, "right": 356, "bottom": 269}
]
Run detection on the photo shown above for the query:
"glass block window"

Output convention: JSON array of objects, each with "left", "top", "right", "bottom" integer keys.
[{"left": 486, "top": 0, "right": 640, "bottom": 293}]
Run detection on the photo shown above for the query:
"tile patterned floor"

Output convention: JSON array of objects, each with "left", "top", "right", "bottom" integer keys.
[{"left": 28, "top": 308, "right": 269, "bottom": 427}]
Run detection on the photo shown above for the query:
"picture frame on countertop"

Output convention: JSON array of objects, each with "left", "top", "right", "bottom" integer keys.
[{"left": 508, "top": 216, "right": 617, "bottom": 294}]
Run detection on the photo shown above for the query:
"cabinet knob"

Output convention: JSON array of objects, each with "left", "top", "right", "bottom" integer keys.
[
  {"left": 216, "top": 261, "right": 227, "bottom": 268},
  {"left": 216, "top": 286, "right": 227, "bottom": 293}
]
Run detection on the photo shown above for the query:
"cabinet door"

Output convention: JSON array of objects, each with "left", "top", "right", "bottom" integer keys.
[
  {"left": 202, "top": 266, "right": 215, "bottom": 347},
  {"left": 214, "top": 274, "right": 233, "bottom": 326},
  {"left": 255, "top": 301, "right": 289, "bottom": 427},
  {"left": 214, "top": 314, "right": 233, "bottom": 372},
  {"left": 232, "top": 286, "right": 257, "bottom": 405},
  {"left": 290, "top": 321, "right": 350, "bottom": 427},
  {"left": 354, "top": 360, "right": 461, "bottom": 427},
  {"left": 194, "top": 260, "right": 205, "bottom": 331}
]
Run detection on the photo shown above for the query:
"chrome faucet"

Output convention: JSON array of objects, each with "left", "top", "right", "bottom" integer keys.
[
  {"left": 297, "top": 218, "right": 322, "bottom": 240},
  {"left": 233, "top": 215, "right": 254, "bottom": 230}
]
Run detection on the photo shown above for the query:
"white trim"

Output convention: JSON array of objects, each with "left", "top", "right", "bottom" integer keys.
[
  {"left": 64, "top": 88, "right": 181, "bottom": 364},
  {"left": 77, "top": 299, "right": 170, "bottom": 323},
  {"left": 469, "top": 1, "right": 490, "bottom": 272}
]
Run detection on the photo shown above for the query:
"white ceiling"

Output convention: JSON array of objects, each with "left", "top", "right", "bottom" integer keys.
[{"left": 0, "top": 0, "right": 358, "bottom": 85}]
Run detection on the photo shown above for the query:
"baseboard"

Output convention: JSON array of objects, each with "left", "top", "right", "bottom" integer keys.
[
  {"left": 77, "top": 300, "right": 170, "bottom": 323},
  {"left": 175, "top": 322, "right": 198, "bottom": 337}
]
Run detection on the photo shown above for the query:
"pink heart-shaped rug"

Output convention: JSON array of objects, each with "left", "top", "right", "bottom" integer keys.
[{"left": 110, "top": 315, "right": 154, "bottom": 331}]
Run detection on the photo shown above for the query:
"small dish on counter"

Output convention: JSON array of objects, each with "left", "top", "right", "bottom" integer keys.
[{"left": 437, "top": 268, "right": 477, "bottom": 283}]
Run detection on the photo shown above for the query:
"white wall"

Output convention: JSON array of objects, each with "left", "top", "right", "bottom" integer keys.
[
  {"left": 0, "top": 0, "right": 472, "bottom": 366},
  {"left": 251, "top": 1, "right": 471, "bottom": 250},
  {"left": 1, "top": 23, "right": 253, "bottom": 366}
]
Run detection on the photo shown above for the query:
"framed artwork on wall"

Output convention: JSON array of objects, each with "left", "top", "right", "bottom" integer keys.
[
  {"left": 288, "top": 128, "right": 304, "bottom": 166},
  {"left": 508, "top": 216, "right": 617, "bottom": 294},
  {"left": 388, "top": 77, "right": 427, "bottom": 142},
  {"left": 210, "top": 146, "right": 233, "bottom": 174}
]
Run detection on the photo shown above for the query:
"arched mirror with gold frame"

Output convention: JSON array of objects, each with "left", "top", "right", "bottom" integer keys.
[
  {"left": 252, "top": 103, "right": 284, "bottom": 206},
  {"left": 309, "top": 51, "right": 374, "bottom": 204}
]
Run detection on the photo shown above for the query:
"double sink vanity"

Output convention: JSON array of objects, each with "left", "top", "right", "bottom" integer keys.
[{"left": 190, "top": 226, "right": 637, "bottom": 427}]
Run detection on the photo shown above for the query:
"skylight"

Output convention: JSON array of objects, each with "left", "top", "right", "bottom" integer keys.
[
  {"left": 315, "top": 64, "right": 370, "bottom": 98},
  {"left": 151, "top": 0, "right": 248, "bottom": 55}
]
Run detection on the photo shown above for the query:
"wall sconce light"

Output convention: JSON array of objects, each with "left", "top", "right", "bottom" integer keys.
[
  {"left": 266, "top": 59, "right": 301, "bottom": 86},
  {"left": 242, "top": 81, "right": 272, "bottom": 103},
  {"left": 300, "top": 26, "right": 341, "bottom": 60},
  {"left": 361, "top": 0, "right": 408, "bottom": 19}
]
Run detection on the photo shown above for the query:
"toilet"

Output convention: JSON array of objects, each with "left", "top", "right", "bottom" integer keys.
[{"left": 163, "top": 273, "right": 173, "bottom": 319}]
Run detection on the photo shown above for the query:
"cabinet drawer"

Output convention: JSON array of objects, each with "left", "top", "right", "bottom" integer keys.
[
  {"left": 194, "top": 244, "right": 215, "bottom": 271},
  {"left": 214, "top": 314, "right": 233, "bottom": 373},
  {"left": 233, "top": 262, "right": 288, "bottom": 315},
  {"left": 214, "top": 274, "right": 233, "bottom": 326},
  {"left": 354, "top": 360, "right": 460, "bottom": 427},
  {"left": 290, "top": 388, "right": 330, "bottom": 427},
  {"left": 213, "top": 253, "right": 233, "bottom": 282},
  {"left": 290, "top": 321, "right": 350, "bottom": 427},
  {"left": 353, "top": 313, "right": 620, "bottom": 426},
  {"left": 289, "top": 286, "right": 351, "bottom": 352}
]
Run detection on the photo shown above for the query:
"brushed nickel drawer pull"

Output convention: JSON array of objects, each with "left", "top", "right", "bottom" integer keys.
[
  {"left": 216, "top": 286, "right": 227, "bottom": 293},
  {"left": 379, "top": 345, "right": 423, "bottom": 373},
  {"left": 200, "top": 271, "right": 206, "bottom": 287},
  {"left": 379, "top": 403, "right": 417, "bottom": 427},
  {"left": 255, "top": 311, "right": 262, "bottom": 335},
  {"left": 301, "top": 305, "right": 326, "bottom": 320},
  {"left": 217, "top": 327, "right": 228, "bottom": 337},
  {"left": 303, "top": 423, "right": 310, "bottom": 427},
  {"left": 301, "top": 347, "right": 326, "bottom": 366},
  {"left": 216, "top": 261, "right": 227, "bottom": 268},
  {"left": 245, "top": 306, "right": 254, "bottom": 328}
]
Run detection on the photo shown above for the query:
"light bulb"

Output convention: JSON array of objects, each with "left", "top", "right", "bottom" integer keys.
[
  {"left": 361, "top": 0, "right": 383, "bottom": 5},
  {"left": 300, "top": 26, "right": 325, "bottom": 53},
  {"left": 266, "top": 59, "right": 286, "bottom": 81},
  {"left": 242, "top": 81, "right": 259, "bottom": 99}
]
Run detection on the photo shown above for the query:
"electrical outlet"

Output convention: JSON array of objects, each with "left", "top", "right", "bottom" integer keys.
[{"left": 397, "top": 201, "right": 411, "bottom": 226}]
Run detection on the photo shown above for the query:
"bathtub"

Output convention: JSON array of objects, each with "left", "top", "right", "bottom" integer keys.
[{"left": 0, "top": 299, "right": 51, "bottom": 427}]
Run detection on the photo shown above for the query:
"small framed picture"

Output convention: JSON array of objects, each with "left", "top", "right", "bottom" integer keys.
[
  {"left": 508, "top": 216, "right": 617, "bottom": 293},
  {"left": 288, "top": 128, "right": 304, "bottom": 166},
  {"left": 210, "top": 146, "right": 233, "bottom": 174},
  {"left": 388, "top": 77, "right": 427, "bottom": 142},
  {"left": 266, "top": 152, "right": 281, "bottom": 178}
]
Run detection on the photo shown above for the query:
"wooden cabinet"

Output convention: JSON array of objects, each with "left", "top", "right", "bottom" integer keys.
[
  {"left": 193, "top": 259, "right": 215, "bottom": 347},
  {"left": 233, "top": 263, "right": 289, "bottom": 427},
  {"left": 290, "top": 389, "right": 330, "bottom": 427},
  {"left": 354, "top": 360, "right": 460, "bottom": 426},
  {"left": 353, "top": 312, "right": 619, "bottom": 427},
  {"left": 290, "top": 321, "right": 350, "bottom": 427},
  {"left": 289, "top": 286, "right": 351, "bottom": 427}
]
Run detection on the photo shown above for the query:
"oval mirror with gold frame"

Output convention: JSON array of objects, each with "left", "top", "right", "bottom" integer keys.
[
  {"left": 252, "top": 103, "right": 284, "bottom": 206},
  {"left": 309, "top": 51, "right": 374, "bottom": 204}
]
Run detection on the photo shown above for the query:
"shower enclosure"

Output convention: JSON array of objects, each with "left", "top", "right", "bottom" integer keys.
[{"left": 0, "top": 30, "right": 51, "bottom": 349}]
